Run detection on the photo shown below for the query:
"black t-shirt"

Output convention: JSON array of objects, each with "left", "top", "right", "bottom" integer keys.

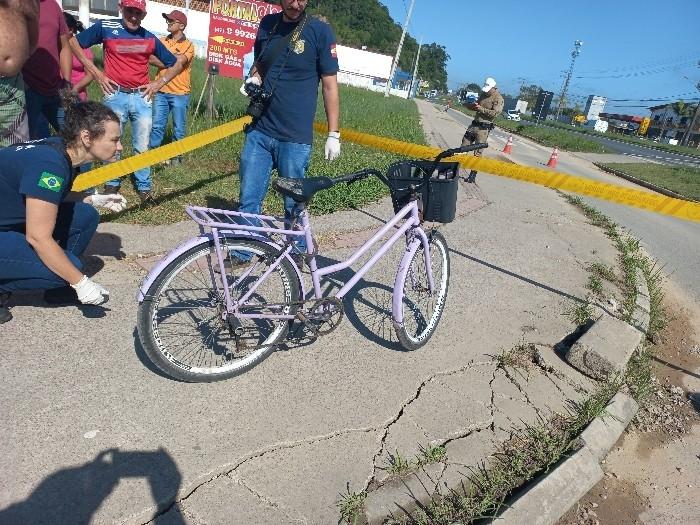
[
  {"left": 0, "top": 138, "right": 73, "bottom": 231},
  {"left": 251, "top": 14, "right": 339, "bottom": 144}
]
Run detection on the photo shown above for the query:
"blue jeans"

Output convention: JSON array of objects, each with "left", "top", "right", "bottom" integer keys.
[
  {"left": 102, "top": 90, "right": 153, "bottom": 191},
  {"left": 25, "top": 88, "right": 64, "bottom": 139},
  {"left": 149, "top": 92, "right": 190, "bottom": 152},
  {"left": 0, "top": 202, "right": 99, "bottom": 292},
  {"left": 238, "top": 129, "right": 312, "bottom": 253}
]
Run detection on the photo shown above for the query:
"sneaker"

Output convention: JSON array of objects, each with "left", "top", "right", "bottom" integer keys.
[
  {"left": 0, "top": 292, "right": 12, "bottom": 324},
  {"left": 103, "top": 185, "right": 120, "bottom": 195},
  {"left": 466, "top": 170, "right": 477, "bottom": 184},
  {"left": 138, "top": 190, "right": 156, "bottom": 205},
  {"left": 44, "top": 286, "right": 80, "bottom": 305}
]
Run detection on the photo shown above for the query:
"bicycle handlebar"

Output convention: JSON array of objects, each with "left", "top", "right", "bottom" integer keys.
[{"left": 334, "top": 143, "right": 489, "bottom": 187}]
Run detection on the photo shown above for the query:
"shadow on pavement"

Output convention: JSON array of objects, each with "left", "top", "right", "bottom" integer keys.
[
  {"left": 652, "top": 355, "right": 700, "bottom": 381},
  {"left": 86, "top": 232, "right": 125, "bottom": 260},
  {"left": 448, "top": 247, "right": 586, "bottom": 303},
  {"left": 0, "top": 448, "right": 184, "bottom": 525},
  {"left": 132, "top": 328, "right": 184, "bottom": 381}
]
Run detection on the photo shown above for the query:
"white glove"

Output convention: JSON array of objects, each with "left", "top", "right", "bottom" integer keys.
[
  {"left": 239, "top": 76, "right": 261, "bottom": 97},
  {"left": 325, "top": 131, "right": 341, "bottom": 161},
  {"left": 88, "top": 193, "right": 128, "bottom": 213},
  {"left": 71, "top": 275, "right": 110, "bottom": 305}
]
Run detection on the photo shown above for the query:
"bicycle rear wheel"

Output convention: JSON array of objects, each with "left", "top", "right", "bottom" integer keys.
[
  {"left": 394, "top": 230, "right": 450, "bottom": 350},
  {"left": 137, "top": 238, "right": 301, "bottom": 382}
]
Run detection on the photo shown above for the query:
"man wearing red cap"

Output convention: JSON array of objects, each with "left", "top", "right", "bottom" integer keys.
[
  {"left": 69, "top": 0, "right": 185, "bottom": 203},
  {"left": 147, "top": 9, "right": 195, "bottom": 168}
]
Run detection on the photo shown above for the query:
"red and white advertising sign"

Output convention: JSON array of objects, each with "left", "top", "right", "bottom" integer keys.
[{"left": 207, "top": 0, "right": 282, "bottom": 79}]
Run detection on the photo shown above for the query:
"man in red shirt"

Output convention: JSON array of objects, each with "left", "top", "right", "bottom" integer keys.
[
  {"left": 21, "top": 0, "right": 72, "bottom": 139},
  {"left": 69, "top": 0, "right": 185, "bottom": 201}
]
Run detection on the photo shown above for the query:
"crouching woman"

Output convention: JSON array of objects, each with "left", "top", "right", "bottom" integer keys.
[{"left": 0, "top": 93, "right": 127, "bottom": 323}]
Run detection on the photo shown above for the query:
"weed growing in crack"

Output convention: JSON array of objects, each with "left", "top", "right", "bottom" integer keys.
[
  {"left": 586, "top": 274, "right": 604, "bottom": 299},
  {"left": 563, "top": 298, "right": 595, "bottom": 326},
  {"left": 387, "top": 449, "right": 412, "bottom": 477},
  {"left": 624, "top": 344, "right": 655, "bottom": 403},
  {"left": 638, "top": 258, "right": 668, "bottom": 338},
  {"left": 337, "top": 483, "right": 366, "bottom": 525},
  {"left": 417, "top": 443, "right": 446, "bottom": 466},
  {"left": 493, "top": 342, "right": 537, "bottom": 371},
  {"left": 589, "top": 262, "right": 616, "bottom": 282},
  {"left": 389, "top": 380, "right": 621, "bottom": 525}
]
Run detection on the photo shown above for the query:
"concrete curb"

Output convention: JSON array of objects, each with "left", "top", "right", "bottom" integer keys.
[
  {"left": 564, "top": 266, "right": 651, "bottom": 380},
  {"left": 493, "top": 392, "right": 639, "bottom": 525},
  {"left": 593, "top": 163, "right": 698, "bottom": 203},
  {"left": 362, "top": 266, "right": 651, "bottom": 524}
]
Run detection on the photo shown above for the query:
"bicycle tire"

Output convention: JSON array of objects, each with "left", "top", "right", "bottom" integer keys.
[
  {"left": 394, "top": 230, "right": 450, "bottom": 350},
  {"left": 137, "top": 238, "right": 301, "bottom": 382}
]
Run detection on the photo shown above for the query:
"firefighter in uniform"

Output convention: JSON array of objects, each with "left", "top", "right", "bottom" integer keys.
[{"left": 462, "top": 77, "right": 504, "bottom": 183}]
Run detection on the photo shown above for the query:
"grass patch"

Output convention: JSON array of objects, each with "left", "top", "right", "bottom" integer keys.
[
  {"left": 337, "top": 483, "right": 366, "bottom": 525},
  {"left": 494, "top": 342, "right": 537, "bottom": 371},
  {"left": 387, "top": 449, "right": 413, "bottom": 477},
  {"left": 495, "top": 119, "right": 611, "bottom": 153},
  {"left": 563, "top": 299, "right": 595, "bottom": 326},
  {"left": 602, "top": 162, "right": 700, "bottom": 201},
  {"left": 519, "top": 115, "right": 700, "bottom": 159},
  {"left": 86, "top": 56, "right": 426, "bottom": 225},
  {"left": 417, "top": 444, "right": 447, "bottom": 466}
]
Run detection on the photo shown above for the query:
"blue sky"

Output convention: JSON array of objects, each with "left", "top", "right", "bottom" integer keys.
[{"left": 379, "top": 0, "right": 700, "bottom": 114}]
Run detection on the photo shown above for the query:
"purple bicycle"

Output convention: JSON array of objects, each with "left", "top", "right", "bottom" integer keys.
[{"left": 136, "top": 144, "right": 486, "bottom": 382}]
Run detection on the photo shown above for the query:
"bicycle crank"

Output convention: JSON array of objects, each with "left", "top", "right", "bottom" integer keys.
[{"left": 298, "top": 297, "right": 344, "bottom": 337}]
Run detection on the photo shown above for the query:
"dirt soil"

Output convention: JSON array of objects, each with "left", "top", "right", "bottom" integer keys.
[{"left": 559, "top": 288, "right": 700, "bottom": 525}]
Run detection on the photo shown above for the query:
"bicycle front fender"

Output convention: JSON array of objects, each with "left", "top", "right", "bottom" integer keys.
[
  {"left": 391, "top": 229, "right": 431, "bottom": 328},
  {"left": 136, "top": 232, "right": 306, "bottom": 303}
]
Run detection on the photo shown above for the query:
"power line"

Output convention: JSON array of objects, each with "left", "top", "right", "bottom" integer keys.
[{"left": 576, "top": 54, "right": 699, "bottom": 75}]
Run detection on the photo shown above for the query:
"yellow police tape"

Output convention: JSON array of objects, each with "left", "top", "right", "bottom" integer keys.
[
  {"left": 314, "top": 122, "right": 700, "bottom": 224},
  {"left": 71, "top": 115, "right": 252, "bottom": 191},
  {"left": 72, "top": 116, "right": 700, "bottom": 223}
]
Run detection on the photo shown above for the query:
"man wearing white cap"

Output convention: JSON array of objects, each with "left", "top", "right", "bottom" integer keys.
[{"left": 462, "top": 76, "right": 503, "bottom": 183}]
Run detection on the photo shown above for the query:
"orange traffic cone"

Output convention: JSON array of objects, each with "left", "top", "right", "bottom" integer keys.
[
  {"left": 502, "top": 135, "right": 513, "bottom": 154},
  {"left": 547, "top": 147, "right": 559, "bottom": 168}
]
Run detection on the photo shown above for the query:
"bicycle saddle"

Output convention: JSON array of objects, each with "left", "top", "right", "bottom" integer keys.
[{"left": 273, "top": 177, "right": 335, "bottom": 203}]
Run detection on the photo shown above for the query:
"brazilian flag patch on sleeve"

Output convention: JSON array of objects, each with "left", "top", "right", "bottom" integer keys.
[{"left": 38, "top": 172, "right": 65, "bottom": 192}]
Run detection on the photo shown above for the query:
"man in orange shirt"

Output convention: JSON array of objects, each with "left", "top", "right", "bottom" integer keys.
[{"left": 148, "top": 9, "right": 194, "bottom": 166}]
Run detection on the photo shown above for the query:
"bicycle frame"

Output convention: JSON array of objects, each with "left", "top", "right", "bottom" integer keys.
[{"left": 138, "top": 199, "right": 435, "bottom": 327}]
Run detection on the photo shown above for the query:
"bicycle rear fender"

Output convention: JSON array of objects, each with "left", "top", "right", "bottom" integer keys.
[
  {"left": 136, "top": 232, "right": 306, "bottom": 303},
  {"left": 391, "top": 230, "right": 430, "bottom": 328}
]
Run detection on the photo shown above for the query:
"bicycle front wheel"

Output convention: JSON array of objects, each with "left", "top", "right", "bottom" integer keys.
[
  {"left": 394, "top": 230, "right": 450, "bottom": 350},
  {"left": 137, "top": 238, "right": 301, "bottom": 382}
]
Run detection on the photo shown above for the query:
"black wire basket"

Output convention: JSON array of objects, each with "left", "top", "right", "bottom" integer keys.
[{"left": 386, "top": 160, "right": 460, "bottom": 223}]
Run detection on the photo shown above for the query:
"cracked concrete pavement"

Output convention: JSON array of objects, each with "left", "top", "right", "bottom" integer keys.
[{"left": 1, "top": 100, "right": 625, "bottom": 524}]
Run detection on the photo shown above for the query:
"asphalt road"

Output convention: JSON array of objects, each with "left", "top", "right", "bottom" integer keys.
[
  {"left": 517, "top": 119, "right": 700, "bottom": 168},
  {"left": 449, "top": 108, "right": 700, "bottom": 307}
]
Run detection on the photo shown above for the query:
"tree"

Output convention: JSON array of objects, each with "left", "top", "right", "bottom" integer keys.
[
  {"left": 303, "top": 0, "right": 449, "bottom": 90},
  {"left": 466, "top": 83, "right": 481, "bottom": 93},
  {"left": 519, "top": 84, "right": 543, "bottom": 108}
]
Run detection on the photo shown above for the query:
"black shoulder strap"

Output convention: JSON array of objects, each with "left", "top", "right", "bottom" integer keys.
[{"left": 255, "top": 12, "right": 307, "bottom": 78}]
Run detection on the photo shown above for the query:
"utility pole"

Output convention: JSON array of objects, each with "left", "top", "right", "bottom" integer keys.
[
  {"left": 385, "top": 0, "right": 415, "bottom": 97},
  {"left": 408, "top": 36, "right": 422, "bottom": 99},
  {"left": 555, "top": 40, "right": 583, "bottom": 121},
  {"left": 681, "top": 81, "right": 700, "bottom": 146}
]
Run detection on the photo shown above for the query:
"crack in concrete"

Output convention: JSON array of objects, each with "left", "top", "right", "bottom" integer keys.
[
  {"left": 144, "top": 426, "right": 379, "bottom": 524},
  {"left": 230, "top": 473, "right": 308, "bottom": 524},
  {"left": 363, "top": 360, "right": 495, "bottom": 491}
]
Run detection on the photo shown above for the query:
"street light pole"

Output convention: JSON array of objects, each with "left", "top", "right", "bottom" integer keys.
[
  {"left": 408, "top": 36, "right": 422, "bottom": 99},
  {"left": 555, "top": 40, "right": 583, "bottom": 121},
  {"left": 681, "top": 81, "right": 700, "bottom": 146},
  {"left": 385, "top": 0, "right": 415, "bottom": 97}
]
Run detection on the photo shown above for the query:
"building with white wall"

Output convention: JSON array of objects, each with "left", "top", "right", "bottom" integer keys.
[{"left": 584, "top": 95, "right": 606, "bottom": 121}]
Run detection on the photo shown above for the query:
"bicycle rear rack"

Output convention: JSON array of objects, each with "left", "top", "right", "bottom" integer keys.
[{"left": 186, "top": 205, "right": 297, "bottom": 237}]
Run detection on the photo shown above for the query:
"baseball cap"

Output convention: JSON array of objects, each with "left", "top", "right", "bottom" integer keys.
[
  {"left": 121, "top": 0, "right": 146, "bottom": 12},
  {"left": 482, "top": 77, "right": 497, "bottom": 92},
  {"left": 163, "top": 9, "right": 187, "bottom": 26}
]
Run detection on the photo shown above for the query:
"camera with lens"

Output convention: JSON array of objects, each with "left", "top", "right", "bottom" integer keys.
[{"left": 245, "top": 82, "right": 272, "bottom": 120}]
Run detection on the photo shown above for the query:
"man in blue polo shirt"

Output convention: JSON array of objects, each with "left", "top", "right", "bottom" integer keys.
[
  {"left": 237, "top": 0, "right": 340, "bottom": 256},
  {"left": 69, "top": 0, "right": 185, "bottom": 202}
]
